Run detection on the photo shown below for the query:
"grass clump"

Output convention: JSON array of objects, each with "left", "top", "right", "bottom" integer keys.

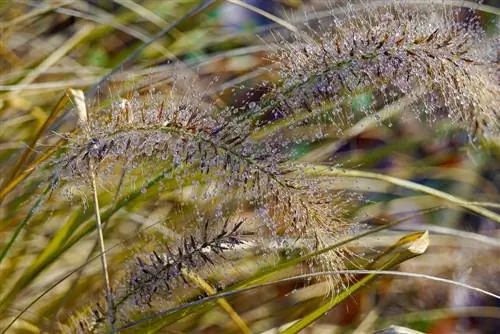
[{"left": 0, "top": 1, "right": 499, "bottom": 333}]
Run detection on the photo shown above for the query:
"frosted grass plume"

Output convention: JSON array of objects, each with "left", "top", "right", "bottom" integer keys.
[
  {"left": 55, "top": 73, "right": 353, "bottom": 264},
  {"left": 265, "top": 1, "right": 499, "bottom": 139},
  {"left": 64, "top": 206, "right": 351, "bottom": 332},
  {"left": 125, "top": 218, "right": 247, "bottom": 306},
  {"left": 48, "top": 1, "right": 498, "bottom": 332},
  {"left": 65, "top": 218, "right": 248, "bottom": 333}
]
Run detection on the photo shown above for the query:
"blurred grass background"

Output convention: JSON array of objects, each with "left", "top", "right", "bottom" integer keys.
[{"left": 0, "top": 1, "right": 499, "bottom": 333}]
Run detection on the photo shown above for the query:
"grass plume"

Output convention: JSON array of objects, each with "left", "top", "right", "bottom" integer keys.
[{"left": 262, "top": 1, "right": 499, "bottom": 139}]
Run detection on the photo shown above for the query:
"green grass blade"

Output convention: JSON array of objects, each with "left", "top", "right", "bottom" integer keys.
[
  {"left": 280, "top": 231, "right": 430, "bottom": 333},
  {"left": 302, "top": 166, "right": 500, "bottom": 224},
  {"left": 0, "top": 185, "right": 51, "bottom": 266}
]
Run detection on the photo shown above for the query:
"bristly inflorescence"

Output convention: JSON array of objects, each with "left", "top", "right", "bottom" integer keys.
[
  {"left": 55, "top": 73, "right": 353, "bottom": 257},
  {"left": 125, "top": 218, "right": 247, "bottom": 306},
  {"left": 70, "top": 218, "right": 249, "bottom": 333},
  {"left": 268, "top": 1, "right": 499, "bottom": 138}
]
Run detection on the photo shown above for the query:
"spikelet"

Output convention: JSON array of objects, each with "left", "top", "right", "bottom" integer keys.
[{"left": 267, "top": 1, "right": 499, "bottom": 138}]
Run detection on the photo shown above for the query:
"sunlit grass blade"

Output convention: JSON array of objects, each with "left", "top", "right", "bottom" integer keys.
[
  {"left": 0, "top": 165, "right": 178, "bottom": 321},
  {"left": 302, "top": 166, "right": 500, "bottom": 224},
  {"left": 280, "top": 231, "right": 430, "bottom": 333},
  {"left": 0, "top": 185, "right": 52, "bottom": 267},
  {"left": 182, "top": 268, "right": 252, "bottom": 334},
  {"left": 0, "top": 133, "right": 72, "bottom": 203}
]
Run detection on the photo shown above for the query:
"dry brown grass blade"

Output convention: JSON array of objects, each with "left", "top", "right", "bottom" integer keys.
[
  {"left": 6, "top": 23, "right": 93, "bottom": 97},
  {"left": 0, "top": 92, "right": 71, "bottom": 203},
  {"left": 0, "top": 129, "right": 77, "bottom": 204},
  {"left": 182, "top": 268, "right": 252, "bottom": 334}
]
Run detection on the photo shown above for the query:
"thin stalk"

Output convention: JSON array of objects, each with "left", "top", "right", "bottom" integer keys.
[
  {"left": 302, "top": 166, "right": 500, "bottom": 224},
  {"left": 89, "top": 159, "right": 115, "bottom": 333},
  {"left": 182, "top": 269, "right": 252, "bottom": 334}
]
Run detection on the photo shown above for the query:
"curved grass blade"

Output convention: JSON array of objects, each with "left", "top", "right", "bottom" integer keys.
[
  {"left": 280, "top": 231, "right": 430, "bottom": 334},
  {"left": 118, "top": 266, "right": 500, "bottom": 332},
  {"left": 0, "top": 92, "right": 70, "bottom": 204},
  {"left": 302, "top": 166, "right": 500, "bottom": 224},
  {"left": 379, "top": 306, "right": 500, "bottom": 327}
]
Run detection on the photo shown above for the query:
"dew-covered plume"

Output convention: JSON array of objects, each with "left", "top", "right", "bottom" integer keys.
[
  {"left": 55, "top": 72, "right": 354, "bottom": 268},
  {"left": 267, "top": 1, "right": 499, "bottom": 138},
  {"left": 124, "top": 217, "right": 247, "bottom": 306}
]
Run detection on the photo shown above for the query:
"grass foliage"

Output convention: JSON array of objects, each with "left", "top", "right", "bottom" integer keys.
[{"left": 0, "top": 1, "right": 499, "bottom": 333}]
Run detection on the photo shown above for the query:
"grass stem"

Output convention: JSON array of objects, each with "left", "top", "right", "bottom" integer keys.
[{"left": 89, "top": 159, "right": 115, "bottom": 333}]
